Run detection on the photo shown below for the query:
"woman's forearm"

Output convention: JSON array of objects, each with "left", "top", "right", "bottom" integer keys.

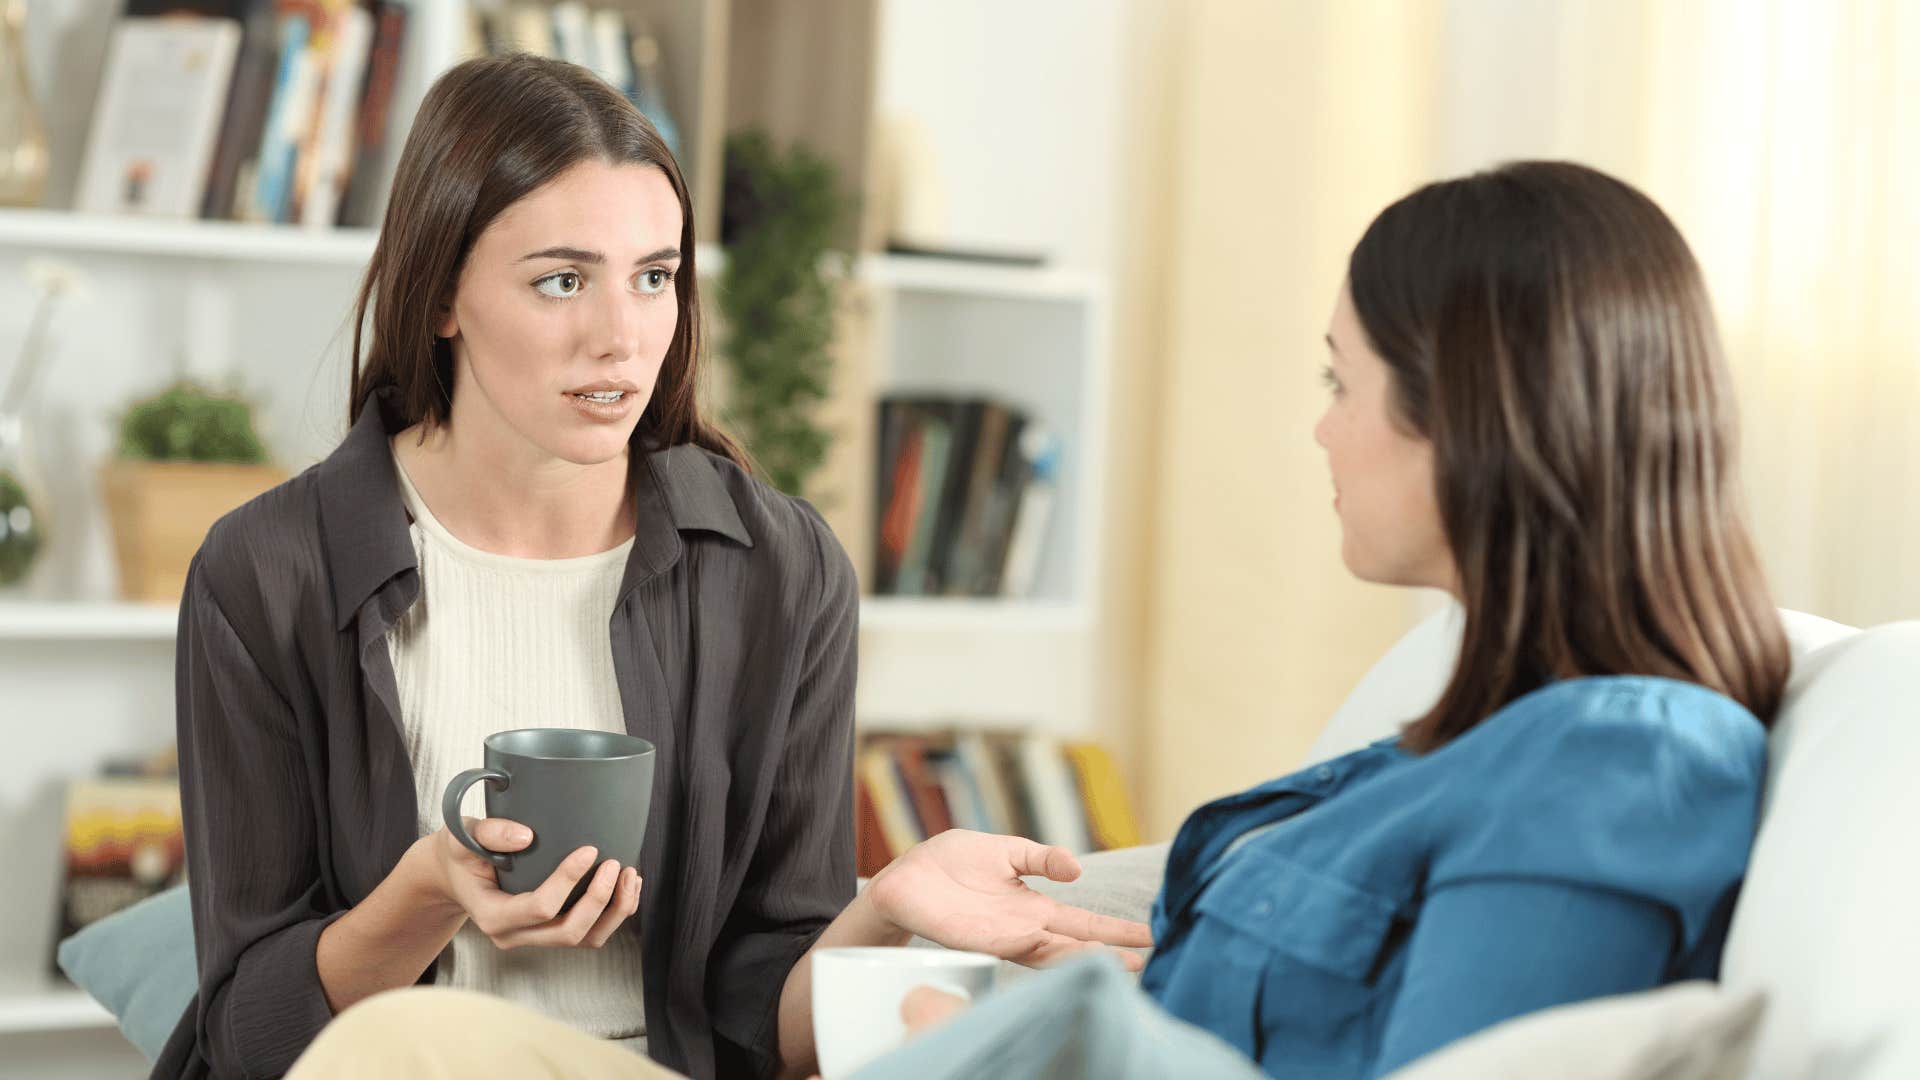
[
  {"left": 774, "top": 887, "right": 912, "bottom": 1080},
  {"left": 315, "top": 836, "right": 468, "bottom": 1014}
]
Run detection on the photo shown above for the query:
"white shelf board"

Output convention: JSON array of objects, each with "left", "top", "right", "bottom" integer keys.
[
  {"left": 0, "top": 971, "right": 114, "bottom": 1035},
  {"left": 0, "top": 598, "right": 1086, "bottom": 642},
  {"left": 0, "top": 206, "right": 379, "bottom": 265},
  {"left": 855, "top": 252, "right": 1098, "bottom": 301},
  {"left": 0, "top": 209, "right": 1096, "bottom": 301},
  {"left": 0, "top": 602, "right": 177, "bottom": 640}
]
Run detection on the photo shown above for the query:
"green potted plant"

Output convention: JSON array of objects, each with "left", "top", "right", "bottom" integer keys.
[
  {"left": 717, "top": 129, "right": 853, "bottom": 496},
  {"left": 100, "top": 379, "right": 285, "bottom": 604}
]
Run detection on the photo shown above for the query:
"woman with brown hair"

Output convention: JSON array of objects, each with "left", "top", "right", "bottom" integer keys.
[
  {"left": 160, "top": 54, "right": 1146, "bottom": 1080},
  {"left": 283, "top": 157, "right": 1792, "bottom": 1079}
]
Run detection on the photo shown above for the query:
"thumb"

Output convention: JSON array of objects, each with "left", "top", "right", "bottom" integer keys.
[
  {"left": 466, "top": 817, "right": 534, "bottom": 852},
  {"left": 900, "top": 985, "right": 968, "bottom": 1034}
]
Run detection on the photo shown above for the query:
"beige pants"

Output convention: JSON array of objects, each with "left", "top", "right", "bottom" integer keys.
[{"left": 287, "top": 987, "right": 684, "bottom": 1080}]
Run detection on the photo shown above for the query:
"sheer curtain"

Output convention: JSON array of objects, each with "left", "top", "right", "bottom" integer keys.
[{"left": 1442, "top": 0, "right": 1920, "bottom": 627}]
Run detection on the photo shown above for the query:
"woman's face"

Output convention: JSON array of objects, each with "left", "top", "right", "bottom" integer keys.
[
  {"left": 1314, "top": 283, "right": 1456, "bottom": 592},
  {"left": 434, "top": 159, "right": 683, "bottom": 466}
]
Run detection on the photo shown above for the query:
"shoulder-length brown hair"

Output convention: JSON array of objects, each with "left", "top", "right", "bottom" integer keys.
[
  {"left": 347, "top": 53, "right": 743, "bottom": 464},
  {"left": 1348, "top": 161, "right": 1790, "bottom": 752}
]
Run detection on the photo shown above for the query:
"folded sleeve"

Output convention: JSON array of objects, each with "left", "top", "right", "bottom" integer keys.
[
  {"left": 1427, "top": 679, "right": 1768, "bottom": 954},
  {"left": 706, "top": 507, "right": 860, "bottom": 1077},
  {"left": 176, "top": 550, "right": 344, "bottom": 1078}
]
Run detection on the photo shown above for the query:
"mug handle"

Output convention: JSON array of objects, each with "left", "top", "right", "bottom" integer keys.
[{"left": 442, "top": 768, "right": 514, "bottom": 869}]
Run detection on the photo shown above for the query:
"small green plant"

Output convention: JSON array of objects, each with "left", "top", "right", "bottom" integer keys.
[
  {"left": 116, "top": 380, "right": 269, "bottom": 464},
  {"left": 717, "top": 129, "right": 853, "bottom": 496}
]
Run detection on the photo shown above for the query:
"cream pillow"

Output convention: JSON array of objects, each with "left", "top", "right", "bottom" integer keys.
[{"left": 1383, "top": 982, "right": 1768, "bottom": 1080}]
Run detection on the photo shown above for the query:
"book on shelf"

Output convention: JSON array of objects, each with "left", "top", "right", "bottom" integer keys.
[
  {"left": 872, "top": 394, "right": 1059, "bottom": 598},
  {"left": 74, "top": 15, "right": 243, "bottom": 219},
  {"left": 852, "top": 730, "right": 1139, "bottom": 879},
  {"left": 101, "top": 0, "right": 411, "bottom": 229},
  {"left": 47, "top": 748, "right": 185, "bottom": 977}
]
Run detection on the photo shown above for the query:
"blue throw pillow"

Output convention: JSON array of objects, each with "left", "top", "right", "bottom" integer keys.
[{"left": 55, "top": 884, "right": 196, "bottom": 1062}]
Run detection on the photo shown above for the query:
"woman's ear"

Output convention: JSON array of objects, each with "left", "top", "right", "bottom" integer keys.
[{"left": 435, "top": 302, "right": 457, "bottom": 340}]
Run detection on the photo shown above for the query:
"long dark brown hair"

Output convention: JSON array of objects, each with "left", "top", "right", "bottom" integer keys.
[
  {"left": 347, "top": 53, "right": 743, "bottom": 464},
  {"left": 1348, "top": 161, "right": 1790, "bottom": 752}
]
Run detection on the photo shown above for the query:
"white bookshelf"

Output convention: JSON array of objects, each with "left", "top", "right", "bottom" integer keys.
[
  {"left": 0, "top": 0, "right": 1112, "bottom": 1064},
  {"left": 0, "top": 973, "right": 114, "bottom": 1035}
]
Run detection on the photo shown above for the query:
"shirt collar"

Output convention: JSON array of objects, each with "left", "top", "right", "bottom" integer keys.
[{"left": 317, "top": 387, "right": 753, "bottom": 630}]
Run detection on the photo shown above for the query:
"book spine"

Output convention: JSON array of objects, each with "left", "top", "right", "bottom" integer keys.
[
  {"left": 247, "top": 13, "right": 312, "bottom": 222},
  {"left": 200, "top": 3, "right": 283, "bottom": 220},
  {"left": 999, "top": 426, "right": 1060, "bottom": 597},
  {"left": 336, "top": 1, "right": 406, "bottom": 227},
  {"left": 299, "top": 5, "right": 373, "bottom": 228}
]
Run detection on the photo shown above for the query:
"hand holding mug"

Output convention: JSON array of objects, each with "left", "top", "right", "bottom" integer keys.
[{"left": 426, "top": 817, "right": 640, "bottom": 949}]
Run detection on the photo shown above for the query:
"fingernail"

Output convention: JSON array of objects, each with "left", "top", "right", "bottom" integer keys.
[{"left": 509, "top": 826, "right": 531, "bottom": 843}]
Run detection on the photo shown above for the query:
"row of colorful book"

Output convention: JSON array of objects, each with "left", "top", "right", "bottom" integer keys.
[
  {"left": 855, "top": 731, "right": 1140, "bottom": 879},
  {"left": 82, "top": 1, "right": 412, "bottom": 226},
  {"left": 462, "top": 3, "right": 684, "bottom": 159},
  {"left": 873, "top": 395, "right": 1061, "bottom": 597}
]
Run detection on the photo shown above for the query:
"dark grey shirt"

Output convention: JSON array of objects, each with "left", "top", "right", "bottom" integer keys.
[{"left": 156, "top": 389, "right": 858, "bottom": 1080}]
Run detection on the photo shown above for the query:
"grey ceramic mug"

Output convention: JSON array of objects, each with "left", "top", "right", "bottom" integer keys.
[{"left": 442, "top": 728, "right": 656, "bottom": 899}]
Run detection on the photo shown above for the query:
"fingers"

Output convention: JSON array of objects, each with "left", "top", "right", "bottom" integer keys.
[
  {"left": 465, "top": 817, "right": 535, "bottom": 853},
  {"left": 495, "top": 857, "right": 623, "bottom": 949},
  {"left": 580, "top": 867, "right": 643, "bottom": 948},
  {"left": 1041, "top": 901, "right": 1155, "bottom": 949},
  {"left": 1003, "top": 837, "right": 1081, "bottom": 884},
  {"left": 497, "top": 845, "right": 599, "bottom": 928},
  {"left": 900, "top": 985, "right": 969, "bottom": 1034},
  {"left": 1021, "top": 934, "right": 1148, "bottom": 973}
]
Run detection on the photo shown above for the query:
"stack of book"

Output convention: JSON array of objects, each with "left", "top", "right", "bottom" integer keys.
[
  {"left": 47, "top": 748, "right": 184, "bottom": 977},
  {"left": 79, "top": 1, "right": 412, "bottom": 226},
  {"left": 873, "top": 395, "right": 1060, "bottom": 597},
  {"left": 854, "top": 730, "right": 1139, "bottom": 878}
]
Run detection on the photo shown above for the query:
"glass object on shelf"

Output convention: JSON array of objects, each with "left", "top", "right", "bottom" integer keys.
[
  {"left": 0, "top": 413, "right": 46, "bottom": 587},
  {"left": 0, "top": 259, "right": 84, "bottom": 587},
  {"left": 0, "top": 0, "right": 50, "bottom": 207}
]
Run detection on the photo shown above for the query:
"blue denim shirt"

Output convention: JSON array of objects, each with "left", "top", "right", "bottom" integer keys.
[{"left": 1139, "top": 675, "right": 1767, "bottom": 1079}]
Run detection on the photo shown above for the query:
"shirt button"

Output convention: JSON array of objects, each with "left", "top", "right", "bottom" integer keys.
[{"left": 1315, "top": 765, "right": 1335, "bottom": 782}]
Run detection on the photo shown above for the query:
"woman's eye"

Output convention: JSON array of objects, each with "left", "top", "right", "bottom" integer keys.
[
  {"left": 535, "top": 272, "right": 582, "bottom": 298},
  {"left": 638, "top": 268, "right": 674, "bottom": 294},
  {"left": 1320, "top": 365, "right": 1343, "bottom": 395}
]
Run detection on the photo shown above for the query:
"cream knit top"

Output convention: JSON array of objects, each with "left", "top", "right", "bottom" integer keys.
[{"left": 385, "top": 444, "right": 647, "bottom": 1040}]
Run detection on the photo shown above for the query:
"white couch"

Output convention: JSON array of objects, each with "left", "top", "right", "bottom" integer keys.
[{"left": 1022, "top": 606, "right": 1920, "bottom": 1078}]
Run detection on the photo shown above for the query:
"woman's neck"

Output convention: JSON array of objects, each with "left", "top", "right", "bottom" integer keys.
[{"left": 390, "top": 420, "right": 637, "bottom": 560}]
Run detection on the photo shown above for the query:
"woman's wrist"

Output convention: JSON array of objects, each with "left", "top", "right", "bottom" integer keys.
[
  {"left": 843, "top": 883, "right": 914, "bottom": 949},
  {"left": 400, "top": 832, "right": 465, "bottom": 922}
]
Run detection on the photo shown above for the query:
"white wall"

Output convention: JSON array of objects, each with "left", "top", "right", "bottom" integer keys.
[{"left": 875, "top": 0, "right": 1126, "bottom": 268}]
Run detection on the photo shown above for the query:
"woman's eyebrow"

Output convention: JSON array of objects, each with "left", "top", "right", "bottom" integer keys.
[
  {"left": 517, "top": 245, "right": 682, "bottom": 265},
  {"left": 1324, "top": 333, "right": 1342, "bottom": 356}
]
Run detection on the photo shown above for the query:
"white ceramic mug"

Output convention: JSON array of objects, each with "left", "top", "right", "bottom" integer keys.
[{"left": 811, "top": 947, "right": 998, "bottom": 1078}]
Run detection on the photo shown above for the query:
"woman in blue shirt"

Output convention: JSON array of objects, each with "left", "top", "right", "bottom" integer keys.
[
  {"left": 290, "top": 160, "right": 1789, "bottom": 1079},
  {"left": 1124, "top": 159, "right": 1790, "bottom": 1076}
]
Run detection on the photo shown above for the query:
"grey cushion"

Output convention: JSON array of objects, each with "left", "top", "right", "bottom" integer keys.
[
  {"left": 55, "top": 883, "right": 196, "bottom": 1063},
  {"left": 1381, "top": 982, "right": 1768, "bottom": 1080}
]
